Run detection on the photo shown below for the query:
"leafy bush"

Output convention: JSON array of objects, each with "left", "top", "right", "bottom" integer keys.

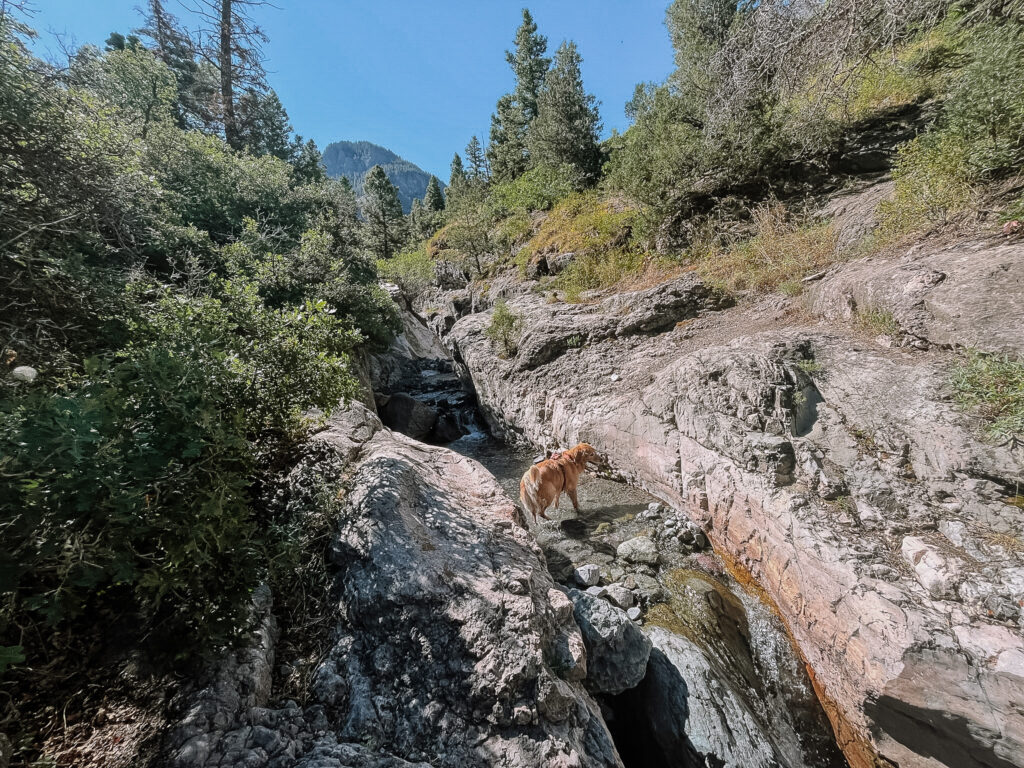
[
  {"left": 696, "top": 204, "right": 840, "bottom": 294},
  {"left": 378, "top": 248, "right": 437, "bottom": 299},
  {"left": 0, "top": 18, "right": 398, "bottom": 664},
  {"left": 882, "top": 22, "right": 1024, "bottom": 234},
  {"left": 485, "top": 300, "right": 523, "bottom": 357},
  {"left": 553, "top": 250, "right": 668, "bottom": 302},
  {"left": 880, "top": 131, "right": 975, "bottom": 233},
  {"left": 0, "top": 281, "right": 358, "bottom": 643},
  {"left": 489, "top": 163, "right": 581, "bottom": 216},
  {"left": 952, "top": 352, "right": 1024, "bottom": 441}
]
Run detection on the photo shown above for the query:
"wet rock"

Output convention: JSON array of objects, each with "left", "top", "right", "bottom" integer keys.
[
  {"left": 378, "top": 392, "right": 437, "bottom": 440},
  {"left": 616, "top": 536, "right": 659, "bottom": 565},
  {"left": 568, "top": 589, "right": 652, "bottom": 695},
  {"left": 574, "top": 563, "right": 602, "bottom": 587}
]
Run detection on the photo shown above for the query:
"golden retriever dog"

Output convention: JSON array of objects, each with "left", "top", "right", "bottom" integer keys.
[{"left": 519, "top": 443, "right": 602, "bottom": 522}]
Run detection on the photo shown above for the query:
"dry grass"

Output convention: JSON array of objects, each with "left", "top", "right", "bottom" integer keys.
[{"left": 696, "top": 203, "right": 841, "bottom": 294}]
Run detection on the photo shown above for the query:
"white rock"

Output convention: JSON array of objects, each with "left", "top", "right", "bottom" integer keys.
[
  {"left": 573, "top": 563, "right": 602, "bottom": 587},
  {"left": 610, "top": 373, "right": 620, "bottom": 382},
  {"left": 605, "top": 584, "right": 635, "bottom": 610},
  {"left": 585, "top": 585, "right": 607, "bottom": 598},
  {"left": 626, "top": 607, "right": 642, "bottom": 621},
  {"left": 11, "top": 365, "right": 37, "bottom": 383},
  {"left": 901, "top": 536, "right": 960, "bottom": 599},
  {"left": 617, "top": 536, "right": 660, "bottom": 565}
]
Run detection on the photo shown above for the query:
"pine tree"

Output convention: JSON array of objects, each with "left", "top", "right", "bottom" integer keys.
[
  {"left": 506, "top": 9, "right": 550, "bottom": 123},
  {"left": 290, "top": 137, "right": 326, "bottom": 184},
  {"left": 424, "top": 175, "right": 445, "bottom": 211},
  {"left": 487, "top": 94, "right": 528, "bottom": 182},
  {"left": 447, "top": 153, "right": 468, "bottom": 206},
  {"left": 138, "top": 0, "right": 219, "bottom": 130},
  {"left": 236, "top": 89, "right": 292, "bottom": 159},
  {"left": 449, "top": 153, "right": 467, "bottom": 187},
  {"left": 486, "top": 9, "right": 551, "bottom": 183},
  {"left": 528, "top": 41, "right": 602, "bottom": 178},
  {"left": 465, "top": 135, "right": 488, "bottom": 180},
  {"left": 362, "top": 165, "right": 406, "bottom": 260}
]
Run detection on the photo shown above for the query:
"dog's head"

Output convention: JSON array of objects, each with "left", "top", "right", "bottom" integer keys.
[{"left": 572, "top": 443, "right": 603, "bottom": 468}]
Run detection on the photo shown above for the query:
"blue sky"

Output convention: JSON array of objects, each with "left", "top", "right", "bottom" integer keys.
[{"left": 26, "top": 1, "right": 675, "bottom": 179}]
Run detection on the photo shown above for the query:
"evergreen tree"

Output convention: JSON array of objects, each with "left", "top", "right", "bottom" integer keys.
[
  {"left": 506, "top": 8, "right": 550, "bottom": 123},
  {"left": 465, "top": 135, "right": 489, "bottom": 180},
  {"left": 362, "top": 165, "right": 406, "bottom": 260},
  {"left": 487, "top": 9, "right": 551, "bottom": 182},
  {"left": 488, "top": 94, "right": 528, "bottom": 182},
  {"left": 528, "top": 41, "right": 602, "bottom": 178},
  {"left": 138, "top": 0, "right": 219, "bottom": 130},
  {"left": 424, "top": 175, "right": 445, "bottom": 211},
  {"left": 448, "top": 153, "right": 468, "bottom": 205},
  {"left": 236, "top": 89, "right": 292, "bottom": 160},
  {"left": 290, "top": 137, "right": 326, "bottom": 184}
]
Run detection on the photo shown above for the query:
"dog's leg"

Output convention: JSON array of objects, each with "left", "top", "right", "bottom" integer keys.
[{"left": 568, "top": 486, "right": 580, "bottom": 513}]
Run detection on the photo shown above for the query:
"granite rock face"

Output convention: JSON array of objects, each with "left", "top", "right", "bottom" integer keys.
[
  {"left": 808, "top": 237, "right": 1024, "bottom": 356},
  {"left": 165, "top": 404, "right": 623, "bottom": 768},
  {"left": 446, "top": 262, "right": 1024, "bottom": 768}
]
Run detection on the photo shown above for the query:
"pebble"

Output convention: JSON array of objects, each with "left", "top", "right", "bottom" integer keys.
[{"left": 626, "top": 607, "right": 642, "bottom": 621}]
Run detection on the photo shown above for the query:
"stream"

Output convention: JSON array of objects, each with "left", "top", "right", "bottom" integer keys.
[
  {"left": 372, "top": 327, "right": 846, "bottom": 767},
  {"left": 448, "top": 433, "right": 845, "bottom": 768}
]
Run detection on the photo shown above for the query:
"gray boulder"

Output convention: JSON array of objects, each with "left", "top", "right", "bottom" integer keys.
[
  {"left": 378, "top": 392, "right": 437, "bottom": 439},
  {"left": 568, "top": 588, "right": 651, "bottom": 695},
  {"left": 616, "top": 536, "right": 659, "bottom": 565}
]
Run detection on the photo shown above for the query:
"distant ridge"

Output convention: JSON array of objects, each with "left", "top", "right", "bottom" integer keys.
[{"left": 321, "top": 140, "right": 441, "bottom": 213}]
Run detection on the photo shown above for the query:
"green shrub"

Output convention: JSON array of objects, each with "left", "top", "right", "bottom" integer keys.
[
  {"left": 489, "top": 163, "right": 581, "bottom": 216},
  {"left": 0, "top": 280, "right": 357, "bottom": 645},
  {"left": 485, "top": 300, "right": 523, "bottom": 357},
  {"left": 377, "top": 248, "right": 437, "bottom": 299},
  {"left": 952, "top": 352, "right": 1024, "bottom": 441},
  {"left": 880, "top": 131, "right": 975, "bottom": 234},
  {"left": 882, "top": 22, "right": 1024, "bottom": 234},
  {"left": 525, "top": 191, "right": 637, "bottom": 259}
]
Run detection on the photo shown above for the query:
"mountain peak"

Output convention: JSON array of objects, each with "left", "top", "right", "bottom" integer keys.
[{"left": 321, "top": 140, "right": 441, "bottom": 213}]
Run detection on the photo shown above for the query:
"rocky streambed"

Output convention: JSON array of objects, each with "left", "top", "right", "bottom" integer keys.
[
  {"left": 432, "top": 235, "right": 1024, "bottom": 768},
  {"left": 160, "top": 231, "right": 1023, "bottom": 768}
]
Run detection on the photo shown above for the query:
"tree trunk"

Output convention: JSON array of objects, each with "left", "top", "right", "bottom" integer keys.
[{"left": 219, "top": 0, "right": 238, "bottom": 148}]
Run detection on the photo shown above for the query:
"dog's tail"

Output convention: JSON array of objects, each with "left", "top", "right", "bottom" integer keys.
[{"left": 519, "top": 471, "right": 539, "bottom": 523}]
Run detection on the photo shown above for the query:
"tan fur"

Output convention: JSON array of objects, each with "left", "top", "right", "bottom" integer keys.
[{"left": 519, "top": 443, "right": 601, "bottom": 522}]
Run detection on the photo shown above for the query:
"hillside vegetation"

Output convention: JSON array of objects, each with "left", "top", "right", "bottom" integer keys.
[
  {"left": 388, "top": 0, "right": 1024, "bottom": 308},
  {"left": 0, "top": 0, "right": 404, "bottom": 714}
]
